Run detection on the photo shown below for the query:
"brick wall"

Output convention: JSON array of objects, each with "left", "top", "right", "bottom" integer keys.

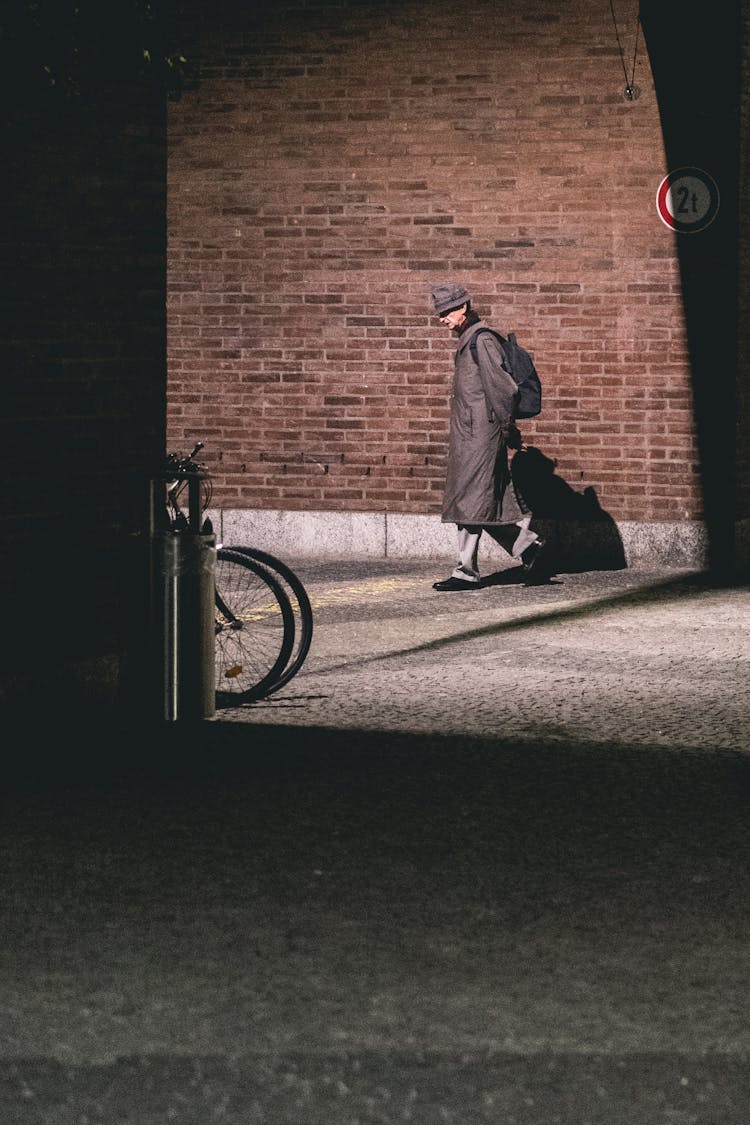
[{"left": 167, "top": 0, "right": 709, "bottom": 531}]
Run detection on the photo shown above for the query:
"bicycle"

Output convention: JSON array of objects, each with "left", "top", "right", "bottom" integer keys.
[
  {"left": 163, "top": 442, "right": 313, "bottom": 706},
  {"left": 222, "top": 545, "right": 314, "bottom": 697}
]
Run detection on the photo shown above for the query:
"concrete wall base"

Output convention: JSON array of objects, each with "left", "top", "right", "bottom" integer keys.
[{"left": 215, "top": 509, "right": 713, "bottom": 571}]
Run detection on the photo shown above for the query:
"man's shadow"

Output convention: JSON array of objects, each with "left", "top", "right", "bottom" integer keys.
[{"left": 485, "top": 446, "right": 627, "bottom": 583}]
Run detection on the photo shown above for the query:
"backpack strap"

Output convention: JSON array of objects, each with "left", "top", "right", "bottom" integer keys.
[{"left": 468, "top": 327, "right": 508, "bottom": 367}]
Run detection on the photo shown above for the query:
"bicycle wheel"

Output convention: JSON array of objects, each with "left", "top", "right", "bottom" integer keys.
[
  {"left": 223, "top": 546, "right": 314, "bottom": 693},
  {"left": 214, "top": 548, "right": 295, "bottom": 707}
]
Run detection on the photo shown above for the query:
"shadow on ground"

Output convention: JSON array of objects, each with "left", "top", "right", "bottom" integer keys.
[{"left": 3, "top": 719, "right": 750, "bottom": 1122}]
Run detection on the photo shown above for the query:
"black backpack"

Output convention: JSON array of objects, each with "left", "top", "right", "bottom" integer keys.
[{"left": 469, "top": 327, "right": 542, "bottom": 419}]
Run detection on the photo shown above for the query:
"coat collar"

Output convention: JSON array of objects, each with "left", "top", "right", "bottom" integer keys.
[{"left": 456, "top": 318, "right": 487, "bottom": 353}]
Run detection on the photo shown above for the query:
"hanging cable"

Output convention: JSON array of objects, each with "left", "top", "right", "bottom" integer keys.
[{"left": 609, "top": 0, "right": 641, "bottom": 100}]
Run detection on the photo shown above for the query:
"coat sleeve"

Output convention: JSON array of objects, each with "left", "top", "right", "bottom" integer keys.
[{"left": 473, "top": 333, "right": 519, "bottom": 437}]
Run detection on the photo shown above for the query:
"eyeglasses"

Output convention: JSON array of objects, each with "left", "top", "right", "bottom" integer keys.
[{"left": 437, "top": 307, "right": 461, "bottom": 319}]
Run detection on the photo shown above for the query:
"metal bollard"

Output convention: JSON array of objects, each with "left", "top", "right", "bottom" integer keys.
[{"left": 153, "top": 529, "right": 216, "bottom": 721}]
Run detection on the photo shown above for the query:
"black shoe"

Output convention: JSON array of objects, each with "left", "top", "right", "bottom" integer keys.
[
  {"left": 432, "top": 576, "right": 481, "bottom": 591},
  {"left": 521, "top": 539, "right": 554, "bottom": 586}
]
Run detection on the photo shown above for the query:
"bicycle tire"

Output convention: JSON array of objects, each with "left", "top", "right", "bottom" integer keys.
[
  {"left": 214, "top": 548, "right": 295, "bottom": 706},
  {"left": 223, "top": 546, "right": 314, "bottom": 693}
]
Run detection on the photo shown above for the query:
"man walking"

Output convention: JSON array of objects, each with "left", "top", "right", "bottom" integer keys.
[{"left": 431, "top": 282, "right": 553, "bottom": 591}]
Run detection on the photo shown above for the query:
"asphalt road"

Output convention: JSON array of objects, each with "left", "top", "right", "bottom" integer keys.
[{"left": 3, "top": 560, "right": 749, "bottom": 1123}]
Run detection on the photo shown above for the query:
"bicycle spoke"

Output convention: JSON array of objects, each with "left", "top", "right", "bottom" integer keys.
[
  {"left": 221, "top": 546, "right": 313, "bottom": 693},
  {"left": 214, "top": 550, "right": 295, "bottom": 706}
]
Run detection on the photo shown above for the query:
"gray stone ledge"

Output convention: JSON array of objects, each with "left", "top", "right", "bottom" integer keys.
[{"left": 215, "top": 509, "right": 714, "bottom": 570}]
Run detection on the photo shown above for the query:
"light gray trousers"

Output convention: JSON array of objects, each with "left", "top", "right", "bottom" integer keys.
[{"left": 451, "top": 516, "right": 538, "bottom": 582}]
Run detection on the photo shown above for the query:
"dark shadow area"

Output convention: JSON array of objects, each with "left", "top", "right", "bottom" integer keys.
[
  {"left": 0, "top": 63, "right": 167, "bottom": 717},
  {"left": 639, "top": 0, "right": 742, "bottom": 575},
  {"left": 511, "top": 445, "right": 627, "bottom": 573},
  {"left": 3, "top": 722, "right": 750, "bottom": 1120},
  {"left": 480, "top": 566, "right": 530, "bottom": 587},
  {"left": 2, "top": 1052, "right": 749, "bottom": 1125},
  {"left": 9, "top": 712, "right": 750, "bottom": 791}
]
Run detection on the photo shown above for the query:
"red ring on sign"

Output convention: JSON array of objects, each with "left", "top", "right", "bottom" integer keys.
[
  {"left": 656, "top": 167, "right": 720, "bottom": 233},
  {"left": 656, "top": 176, "right": 674, "bottom": 227}
]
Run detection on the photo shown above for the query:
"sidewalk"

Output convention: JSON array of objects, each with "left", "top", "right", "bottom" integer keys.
[
  {"left": 214, "top": 558, "right": 749, "bottom": 756},
  {"left": 3, "top": 560, "right": 750, "bottom": 1124}
]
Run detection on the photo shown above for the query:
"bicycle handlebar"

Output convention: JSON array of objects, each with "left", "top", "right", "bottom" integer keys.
[
  {"left": 165, "top": 441, "right": 206, "bottom": 477},
  {"left": 162, "top": 440, "right": 213, "bottom": 533}
]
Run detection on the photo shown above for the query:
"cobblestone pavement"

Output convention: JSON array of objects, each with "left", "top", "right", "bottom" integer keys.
[
  {"left": 2, "top": 561, "right": 750, "bottom": 1123},
  {"left": 218, "top": 560, "right": 749, "bottom": 755}
]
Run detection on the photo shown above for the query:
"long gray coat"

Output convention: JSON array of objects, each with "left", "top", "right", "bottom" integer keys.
[{"left": 441, "top": 320, "right": 525, "bottom": 526}]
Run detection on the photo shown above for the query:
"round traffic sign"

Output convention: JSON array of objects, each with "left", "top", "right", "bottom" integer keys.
[{"left": 656, "top": 167, "right": 720, "bottom": 233}]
